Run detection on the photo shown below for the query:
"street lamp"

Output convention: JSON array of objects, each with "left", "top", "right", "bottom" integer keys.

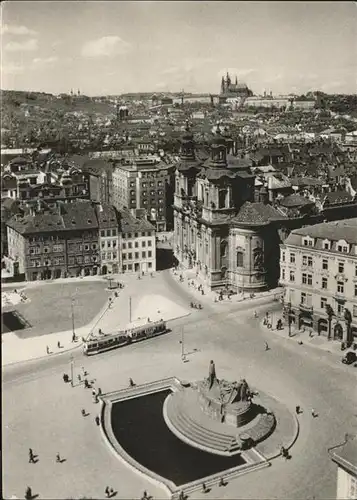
[
  {"left": 287, "top": 301, "right": 292, "bottom": 337},
  {"left": 71, "top": 298, "right": 76, "bottom": 341},
  {"left": 70, "top": 354, "right": 74, "bottom": 387}
]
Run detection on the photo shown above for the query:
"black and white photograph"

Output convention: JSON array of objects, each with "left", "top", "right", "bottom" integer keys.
[{"left": 1, "top": 1, "right": 357, "bottom": 499}]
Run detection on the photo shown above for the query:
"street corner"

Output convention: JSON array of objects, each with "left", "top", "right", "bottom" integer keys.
[{"left": 132, "top": 294, "right": 191, "bottom": 323}]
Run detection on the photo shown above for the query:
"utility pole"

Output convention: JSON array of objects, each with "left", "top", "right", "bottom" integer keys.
[
  {"left": 70, "top": 354, "right": 74, "bottom": 387},
  {"left": 180, "top": 327, "right": 185, "bottom": 361},
  {"left": 71, "top": 298, "right": 75, "bottom": 340}
]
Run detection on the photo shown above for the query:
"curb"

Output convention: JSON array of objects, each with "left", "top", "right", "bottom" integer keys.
[{"left": 2, "top": 340, "right": 84, "bottom": 368}]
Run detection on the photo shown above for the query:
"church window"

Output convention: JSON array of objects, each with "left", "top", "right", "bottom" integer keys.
[
  {"left": 219, "top": 190, "right": 227, "bottom": 209},
  {"left": 237, "top": 250, "right": 244, "bottom": 267}
]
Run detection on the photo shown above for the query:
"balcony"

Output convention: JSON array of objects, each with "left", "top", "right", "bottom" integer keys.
[{"left": 299, "top": 303, "right": 313, "bottom": 313}]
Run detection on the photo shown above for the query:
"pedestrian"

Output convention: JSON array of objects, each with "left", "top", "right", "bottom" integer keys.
[
  {"left": 81, "top": 408, "right": 86, "bottom": 417},
  {"left": 46, "top": 345, "right": 50, "bottom": 355},
  {"left": 95, "top": 416, "right": 100, "bottom": 426},
  {"left": 56, "top": 452, "right": 61, "bottom": 463},
  {"left": 105, "top": 486, "right": 110, "bottom": 498},
  {"left": 62, "top": 373, "right": 67, "bottom": 383},
  {"left": 28, "top": 448, "right": 35, "bottom": 463},
  {"left": 295, "top": 405, "right": 300, "bottom": 414},
  {"left": 77, "top": 374, "right": 82, "bottom": 383},
  {"left": 202, "top": 482, "right": 208, "bottom": 493},
  {"left": 57, "top": 341, "right": 61, "bottom": 349},
  {"left": 129, "top": 377, "right": 135, "bottom": 387},
  {"left": 143, "top": 491, "right": 148, "bottom": 499},
  {"left": 219, "top": 477, "right": 226, "bottom": 487},
  {"left": 311, "top": 408, "right": 317, "bottom": 418},
  {"left": 82, "top": 366, "right": 87, "bottom": 376},
  {"left": 97, "top": 387, "right": 102, "bottom": 395},
  {"left": 92, "top": 388, "right": 97, "bottom": 397},
  {"left": 84, "top": 378, "right": 90, "bottom": 389},
  {"left": 265, "top": 341, "right": 269, "bottom": 351},
  {"left": 71, "top": 332, "right": 76, "bottom": 343},
  {"left": 25, "top": 486, "right": 32, "bottom": 500},
  {"left": 178, "top": 491, "right": 185, "bottom": 500},
  {"left": 254, "top": 310, "right": 258, "bottom": 318}
]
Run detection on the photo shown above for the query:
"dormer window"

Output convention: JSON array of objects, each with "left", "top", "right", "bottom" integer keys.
[
  {"left": 322, "top": 239, "right": 330, "bottom": 250},
  {"left": 303, "top": 237, "right": 314, "bottom": 247},
  {"left": 337, "top": 239, "right": 349, "bottom": 253}
]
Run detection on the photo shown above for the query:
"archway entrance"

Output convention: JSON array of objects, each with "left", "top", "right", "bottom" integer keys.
[
  {"left": 101, "top": 265, "right": 108, "bottom": 275},
  {"left": 334, "top": 323, "right": 343, "bottom": 341},
  {"left": 318, "top": 319, "right": 328, "bottom": 336}
]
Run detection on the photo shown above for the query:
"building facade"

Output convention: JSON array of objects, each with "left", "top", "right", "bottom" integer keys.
[
  {"left": 97, "top": 204, "right": 121, "bottom": 275},
  {"left": 280, "top": 218, "right": 357, "bottom": 343},
  {"left": 329, "top": 437, "right": 357, "bottom": 500},
  {"left": 120, "top": 210, "right": 156, "bottom": 274},
  {"left": 112, "top": 157, "right": 175, "bottom": 232},
  {"left": 173, "top": 125, "right": 285, "bottom": 291}
]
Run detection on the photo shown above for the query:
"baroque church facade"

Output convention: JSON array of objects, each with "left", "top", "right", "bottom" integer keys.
[{"left": 173, "top": 125, "right": 285, "bottom": 291}]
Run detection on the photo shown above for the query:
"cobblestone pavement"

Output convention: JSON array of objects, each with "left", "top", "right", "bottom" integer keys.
[{"left": 3, "top": 270, "right": 356, "bottom": 499}]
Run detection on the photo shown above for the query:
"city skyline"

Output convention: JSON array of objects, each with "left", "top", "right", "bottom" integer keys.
[{"left": 1, "top": 1, "right": 357, "bottom": 96}]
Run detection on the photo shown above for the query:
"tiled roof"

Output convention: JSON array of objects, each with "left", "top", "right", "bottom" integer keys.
[
  {"left": 198, "top": 167, "right": 236, "bottom": 180},
  {"left": 96, "top": 204, "right": 119, "bottom": 229},
  {"left": 7, "top": 200, "right": 99, "bottom": 234},
  {"left": 324, "top": 191, "right": 353, "bottom": 205},
  {"left": 119, "top": 209, "right": 155, "bottom": 233},
  {"left": 231, "top": 202, "right": 286, "bottom": 226},
  {"left": 286, "top": 218, "right": 357, "bottom": 245},
  {"left": 279, "top": 194, "right": 314, "bottom": 208}
]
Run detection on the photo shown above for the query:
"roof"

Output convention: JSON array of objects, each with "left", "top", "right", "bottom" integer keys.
[
  {"left": 120, "top": 209, "right": 155, "bottom": 233},
  {"left": 285, "top": 218, "right": 357, "bottom": 246},
  {"left": 82, "top": 158, "right": 112, "bottom": 176},
  {"left": 324, "top": 191, "right": 353, "bottom": 205},
  {"left": 7, "top": 200, "right": 99, "bottom": 234},
  {"left": 279, "top": 194, "right": 314, "bottom": 208},
  {"left": 329, "top": 437, "right": 357, "bottom": 477},
  {"left": 198, "top": 167, "right": 236, "bottom": 181},
  {"left": 231, "top": 202, "right": 286, "bottom": 227},
  {"left": 96, "top": 204, "right": 118, "bottom": 229}
]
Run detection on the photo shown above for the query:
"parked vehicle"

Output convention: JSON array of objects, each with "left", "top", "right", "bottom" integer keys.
[{"left": 342, "top": 351, "right": 357, "bottom": 365}]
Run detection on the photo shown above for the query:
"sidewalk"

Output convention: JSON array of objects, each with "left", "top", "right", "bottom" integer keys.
[
  {"left": 170, "top": 267, "right": 283, "bottom": 309},
  {"left": 2, "top": 272, "right": 190, "bottom": 367},
  {"left": 260, "top": 313, "right": 344, "bottom": 358}
]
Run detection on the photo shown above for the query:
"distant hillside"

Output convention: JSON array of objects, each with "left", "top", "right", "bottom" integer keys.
[{"left": 1, "top": 90, "right": 115, "bottom": 116}]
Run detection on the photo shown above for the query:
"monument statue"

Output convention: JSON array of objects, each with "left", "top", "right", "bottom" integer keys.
[
  {"left": 208, "top": 360, "right": 217, "bottom": 389},
  {"left": 253, "top": 246, "right": 263, "bottom": 269}
]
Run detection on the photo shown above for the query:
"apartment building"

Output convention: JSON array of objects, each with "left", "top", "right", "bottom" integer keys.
[
  {"left": 120, "top": 209, "right": 156, "bottom": 274},
  {"left": 112, "top": 157, "right": 175, "bottom": 232},
  {"left": 97, "top": 204, "right": 120, "bottom": 275},
  {"left": 280, "top": 218, "right": 357, "bottom": 343}
]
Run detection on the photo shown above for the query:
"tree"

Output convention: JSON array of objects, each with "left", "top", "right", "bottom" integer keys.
[{"left": 325, "top": 304, "right": 334, "bottom": 340}]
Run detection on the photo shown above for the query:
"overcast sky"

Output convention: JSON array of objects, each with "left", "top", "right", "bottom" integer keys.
[{"left": 1, "top": 1, "right": 356, "bottom": 96}]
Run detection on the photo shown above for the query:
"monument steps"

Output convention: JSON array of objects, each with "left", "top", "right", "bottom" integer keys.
[{"left": 166, "top": 393, "right": 240, "bottom": 454}]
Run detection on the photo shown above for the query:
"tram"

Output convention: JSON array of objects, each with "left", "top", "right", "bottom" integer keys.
[{"left": 83, "top": 317, "right": 167, "bottom": 356}]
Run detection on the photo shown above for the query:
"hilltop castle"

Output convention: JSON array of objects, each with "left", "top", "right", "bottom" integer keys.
[{"left": 219, "top": 72, "right": 253, "bottom": 103}]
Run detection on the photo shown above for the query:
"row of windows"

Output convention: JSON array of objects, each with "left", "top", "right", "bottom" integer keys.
[
  {"left": 124, "top": 232, "right": 153, "bottom": 238},
  {"left": 101, "top": 252, "right": 118, "bottom": 261},
  {"left": 30, "top": 255, "right": 98, "bottom": 267},
  {"left": 283, "top": 269, "right": 357, "bottom": 296},
  {"left": 30, "top": 243, "right": 98, "bottom": 254},
  {"left": 122, "top": 251, "right": 152, "bottom": 260},
  {"left": 123, "top": 262, "right": 153, "bottom": 271},
  {"left": 283, "top": 252, "right": 357, "bottom": 275},
  {"left": 100, "top": 229, "right": 117, "bottom": 237},
  {"left": 122, "top": 240, "right": 152, "bottom": 249},
  {"left": 101, "top": 240, "right": 117, "bottom": 249}
]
